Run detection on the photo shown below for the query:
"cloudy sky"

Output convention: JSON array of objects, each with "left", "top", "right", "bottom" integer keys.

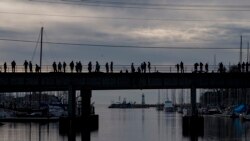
[{"left": 0, "top": 0, "right": 250, "bottom": 104}]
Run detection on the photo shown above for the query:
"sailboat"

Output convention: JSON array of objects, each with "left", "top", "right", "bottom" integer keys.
[{"left": 164, "top": 89, "right": 174, "bottom": 112}]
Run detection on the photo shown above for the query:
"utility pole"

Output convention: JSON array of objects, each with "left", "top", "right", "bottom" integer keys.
[
  {"left": 40, "top": 27, "right": 43, "bottom": 72},
  {"left": 240, "top": 35, "right": 243, "bottom": 64}
]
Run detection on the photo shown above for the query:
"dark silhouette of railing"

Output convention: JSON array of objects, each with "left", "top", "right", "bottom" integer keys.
[{"left": 0, "top": 64, "right": 230, "bottom": 73}]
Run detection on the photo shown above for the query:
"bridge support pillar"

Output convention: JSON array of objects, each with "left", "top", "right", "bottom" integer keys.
[
  {"left": 191, "top": 87, "right": 197, "bottom": 116},
  {"left": 80, "top": 88, "right": 99, "bottom": 130},
  {"left": 81, "top": 88, "right": 92, "bottom": 117},
  {"left": 182, "top": 87, "right": 204, "bottom": 138},
  {"left": 68, "top": 86, "right": 76, "bottom": 118}
]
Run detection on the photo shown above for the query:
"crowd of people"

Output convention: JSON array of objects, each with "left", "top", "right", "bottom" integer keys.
[{"left": 1, "top": 60, "right": 250, "bottom": 73}]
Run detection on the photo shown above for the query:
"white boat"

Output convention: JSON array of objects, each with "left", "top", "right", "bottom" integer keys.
[{"left": 164, "top": 100, "right": 174, "bottom": 112}]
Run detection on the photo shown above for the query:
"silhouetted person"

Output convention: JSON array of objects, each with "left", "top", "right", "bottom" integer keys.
[
  {"left": 95, "top": 61, "right": 100, "bottom": 72},
  {"left": 200, "top": 62, "right": 203, "bottom": 73},
  {"left": 143, "top": 62, "right": 147, "bottom": 73},
  {"left": 205, "top": 63, "right": 208, "bottom": 73},
  {"left": 242, "top": 62, "right": 245, "bottom": 72},
  {"left": 246, "top": 62, "right": 249, "bottom": 72},
  {"left": 238, "top": 62, "right": 241, "bottom": 72},
  {"left": 105, "top": 62, "right": 109, "bottom": 73},
  {"left": 63, "top": 62, "right": 67, "bottom": 73},
  {"left": 11, "top": 60, "right": 16, "bottom": 73},
  {"left": 29, "top": 61, "right": 32, "bottom": 73},
  {"left": 137, "top": 67, "right": 141, "bottom": 73},
  {"left": 24, "top": 60, "right": 28, "bottom": 73},
  {"left": 180, "top": 61, "right": 184, "bottom": 73},
  {"left": 88, "top": 62, "right": 92, "bottom": 73},
  {"left": 52, "top": 62, "right": 57, "bottom": 72},
  {"left": 35, "top": 64, "right": 40, "bottom": 73},
  {"left": 110, "top": 62, "right": 113, "bottom": 73},
  {"left": 3, "top": 62, "right": 6, "bottom": 73},
  {"left": 79, "top": 61, "right": 82, "bottom": 73},
  {"left": 219, "top": 62, "right": 224, "bottom": 73},
  {"left": 131, "top": 63, "right": 135, "bottom": 73},
  {"left": 58, "top": 62, "right": 62, "bottom": 72},
  {"left": 148, "top": 62, "right": 151, "bottom": 73},
  {"left": 70, "top": 61, "right": 74, "bottom": 73},
  {"left": 140, "top": 63, "right": 144, "bottom": 73},
  {"left": 176, "top": 64, "right": 180, "bottom": 73},
  {"left": 126, "top": 69, "right": 128, "bottom": 73},
  {"left": 194, "top": 63, "right": 199, "bottom": 73}
]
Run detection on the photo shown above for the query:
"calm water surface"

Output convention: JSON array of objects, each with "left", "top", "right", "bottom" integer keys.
[{"left": 0, "top": 105, "right": 250, "bottom": 141}]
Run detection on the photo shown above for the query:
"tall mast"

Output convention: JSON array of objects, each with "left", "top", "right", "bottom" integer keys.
[
  {"left": 40, "top": 27, "right": 44, "bottom": 72},
  {"left": 240, "top": 35, "right": 242, "bottom": 64},
  {"left": 213, "top": 54, "right": 216, "bottom": 70},
  {"left": 247, "top": 42, "right": 249, "bottom": 63},
  {"left": 158, "top": 89, "right": 160, "bottom": 104}
]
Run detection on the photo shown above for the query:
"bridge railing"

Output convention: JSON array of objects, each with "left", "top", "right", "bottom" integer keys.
[{"left": 0, "top": 64, "right": 233, "bottom": 73}]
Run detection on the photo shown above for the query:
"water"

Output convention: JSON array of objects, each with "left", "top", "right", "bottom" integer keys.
[{"left": 0, "top": 105, "right": 250, "bottom": 141}]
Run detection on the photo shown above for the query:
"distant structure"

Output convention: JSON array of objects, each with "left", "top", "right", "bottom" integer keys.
[{"left": 142, "top": 93, "right": 145, "bottom": 105}]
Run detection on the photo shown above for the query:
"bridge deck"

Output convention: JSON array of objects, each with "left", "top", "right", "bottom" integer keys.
[{"left": 0, "top": 72, "right": 249, "bottom": 92}]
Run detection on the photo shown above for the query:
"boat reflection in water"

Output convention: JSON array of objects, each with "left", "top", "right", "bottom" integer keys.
[{"left": 0, "top": 106, "right": 250, "bottom": 141}]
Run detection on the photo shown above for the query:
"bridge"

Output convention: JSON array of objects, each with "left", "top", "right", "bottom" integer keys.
[{"left": 0, "top": 72, "right": 249, "bottom": 118}]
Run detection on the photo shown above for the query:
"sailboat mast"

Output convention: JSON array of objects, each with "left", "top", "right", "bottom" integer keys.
[
  {"left": 247, "top": 42, "right": 249, "bottom": 63},
  {"left": 240, "top": 35, "right": 242, "bottom": 64},
  {"left": 40, "top": 27, "right": 43, "bottom": 72},
  {"left": 158, "top": 89, "right": 160, "bottom": 104}
]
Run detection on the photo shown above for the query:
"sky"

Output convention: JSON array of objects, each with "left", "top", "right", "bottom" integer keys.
[{"left": 0, "top": 0, "right": 250, "bottom": 104}]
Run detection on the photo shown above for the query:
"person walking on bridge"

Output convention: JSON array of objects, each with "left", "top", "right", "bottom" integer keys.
[
  {"left": 3, "top": 62, "right": 6, "bottom": 73},
  {"left": 58, "top": 62, "right": 62, "bottom": 72},
  {"left": 79, "top": 61, "right": 82, "bottom": 73},
  {"left": 180, "top": 61, "right": 184, "bottom": 73},
  {"left": 95, "top": 61, "right": 100, "bottom": 72},
  {"left": 176, "top": 63, "right": 180, "bottom": 73},
  {"left": 238, "top": 62, "right": 241, "bottom": 72},
  {"left": 194, "top": 63, "right": 199, "bottom": 73},
  {"left": 63, "top": 62, "right": 67, "bottom": 73},
  {"left": 105, "top": 62, "right": 109, "bottom": 73},
  {"left": 11, "top": 60, "right": 16, "bottom": 73},
  {"left": 35, "top": 64, "right": 40, "bottom": 73},
  {"left": 70, "top": 61, "right": 74, "bottom": 73},
  {"left": 218, "top": 62, "right": 224, "bottom": 73},
  {"left": 110, "top": 62, "right": 113, "bottom": 73},
  {"left": 131, "top": 63, "right": 135, "bottom": 73},
  {"left": 148, "top": 62, "right": 151, "bottom": 73},
  {"left": 24, "top": 60, "right": 28, "bottom": 73},
  {"left": 200, "top": 62, "right": 203, "bottom": 73},
  {"left": 29, "top": 61, "right": 33, "bottom": 73},
  {"left": 242, "top": 62, "right": 245, "bottom": 72},
  {"left": 88, "top": 62, "right": 92, "bottom": 73},
  {"left": 143, "top": 62, "right": 147, "bottom": 73},
  {"left": 205, "top": 63, "right": 209, "bottom": 73},
  {"left": 52, "top": 62, "right": 57, "bottom": 72}
]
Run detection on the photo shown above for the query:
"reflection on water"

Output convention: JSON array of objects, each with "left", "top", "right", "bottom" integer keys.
[{"left": 0, "top": 106, "right": 250, "bottom": 141}]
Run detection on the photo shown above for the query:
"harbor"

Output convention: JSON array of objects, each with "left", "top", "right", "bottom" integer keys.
[{"left": 1, "top": 0, "right": 250, "bottom": 140}]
